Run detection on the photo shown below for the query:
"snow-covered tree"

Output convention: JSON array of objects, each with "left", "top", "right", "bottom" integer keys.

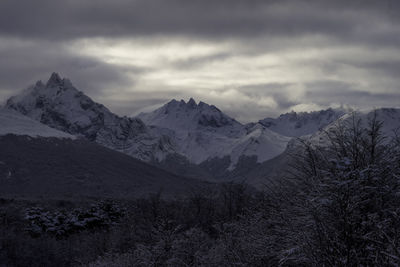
[{"left": 291, "top": 111, "right": 400, "bottom": 265}]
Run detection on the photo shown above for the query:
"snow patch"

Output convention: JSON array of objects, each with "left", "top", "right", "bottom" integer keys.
[{"left": 0, "top": 108, "right": 75, "bottom": 139}]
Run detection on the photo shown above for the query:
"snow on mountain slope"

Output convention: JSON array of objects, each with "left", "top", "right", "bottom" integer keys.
[
  {"left": 138, "top": 99, "right": 290, "bottom": 168},
  {"left": 230, "top": 123, "right": 290, "bottom": 168},
  {"left": 259, "top": 108, "right": 348, "bottom": 137},
  {"left": 6, "top": 73, "right": 174, "bottom": 162},
  {"left": 308, "top": 108, "right": 400, "bottom": 146},
  {"left": 0, "top": 108, "right": 74, "bottom": 139}
]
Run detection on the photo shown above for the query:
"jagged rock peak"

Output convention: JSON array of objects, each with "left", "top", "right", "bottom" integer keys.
[
  {"left": 138, "top": 97, "right": 243, "bottom": 131},
  {"left": 46, "top": 72, "right": 63, "bottom": 87},
  {"left": 166, "top": 98, "right": 197, "bottom": 108},
  {"left": 187, "top": 97, "right": 197, "bottom": 107},
  {"left": 165, "top": 98, "right": 220, "bottom": 111}
]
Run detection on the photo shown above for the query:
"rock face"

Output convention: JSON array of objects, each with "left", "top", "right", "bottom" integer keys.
[{"left": 6, "top": 73, "right": 175, "bottom": 162}]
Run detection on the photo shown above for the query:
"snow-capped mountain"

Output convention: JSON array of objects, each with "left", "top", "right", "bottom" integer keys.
[
  {"left": 138, "top": 98, "right": 290, "bottom": 169},
  {"left": 259, "top": 108, "right": 348, "bottom": 137},
  {"left": 0, "top": 108, "right": 74, "bottom": 139},
  {"left": 7, "top": 73, "right": 365, "bottom": 181},
  {"left": 1, "top": 82, "right": 212, "bottom": 198},
  {"left": 139, "top": 98, "right": 242, "bottom": 134},
  {"left": 6, "top": 73, "right": 174, "bottom": 162}
]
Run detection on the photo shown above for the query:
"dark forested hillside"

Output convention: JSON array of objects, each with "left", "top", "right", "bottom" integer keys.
[{"left": 0, "top": 134, "right": 212, "bottom": 199}]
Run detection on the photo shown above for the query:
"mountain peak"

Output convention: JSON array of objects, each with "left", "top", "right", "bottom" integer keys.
[
  {"left": 164, "top": 98, "right": 199, "bottom": 110},
  {"left": 46, "top": 72, "right": 63, "bottom": 87},
  {"left": 138, "top": 98, "right": 242, "bottom": 131},
  {"left": 6, "top": 74, "right": 175, "bottom": 162},
  {"left": 164, "top": 98, "right": 219, "bottom": 113},
  {"left": 187, "top": 97, "right": 197, "bottom": 108}
]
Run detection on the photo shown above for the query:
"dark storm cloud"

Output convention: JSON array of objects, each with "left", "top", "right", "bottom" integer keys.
[
  {"left": 0, "top": 0, "right": 398, "bottom": 45},
  {"left": 0, "top": 0, "right": 399, "bottom": 121}
]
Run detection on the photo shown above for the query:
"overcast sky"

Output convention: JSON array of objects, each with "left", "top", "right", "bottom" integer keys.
[{"left": 0, "top": 0, "right": 399, "bottom": 122}]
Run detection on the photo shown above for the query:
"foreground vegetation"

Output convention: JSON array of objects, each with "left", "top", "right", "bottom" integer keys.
[{"left": 1, "top": 113, "right": 399, "bottom": 266}]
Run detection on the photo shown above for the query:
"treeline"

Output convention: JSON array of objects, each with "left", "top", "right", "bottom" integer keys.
[
  {"left": 0, "top": 112, "right": 399, "bottom": 266},
  {"left": 0, "top": 183, "right": 267, "bottom": 266}
]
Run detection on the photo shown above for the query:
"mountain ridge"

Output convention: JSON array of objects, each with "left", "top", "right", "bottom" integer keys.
[
  {"left": 7, "top": 73, "right": 393, "bottom": 184},
  {"left": 137, "top": 97, "right": 290, "bottom": 169},
  {"left": 6, "top": 73, "right": 175, "bottom": 162},
  {"left": 6, "top": 74, "right": 292, "bottom": 176},
  {"left": 258, "top": 107, "right": 349, "bottom": 137}
]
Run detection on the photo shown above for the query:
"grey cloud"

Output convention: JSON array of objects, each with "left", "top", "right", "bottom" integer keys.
[
  {"left": 219, "top": 102, "right": 281, "bottom": 123},
  {"left": 306, "top": 80, "right": 358, "bottom": 93},
  {"left": 0, "top": 40, "right": 146, "bottom": 102},
  {"left": 238, "top": 83, "right": 297, "bottom": 110},
  {"left": 171, "top": 52, "right": 232, "bottom": 70},
  {"left": 341, "top": 60, "right": 400, "bottom": 79},
  {"left": 304, "top": 80, "right": 400, "bottom": 109},
  {"left": 108, "top": 98, "right": 168, "bottom": 118},
  {"left": 103, "top": 89, "right": 189, "bottom": 117},
  {"left": 181, "top": 83, "right": 303, "bottom": 122},
  {"left": 0, "top": 0, "right": 399, "bottom": 47},
  {"left": 0, "top": 0, "right": 399, "bottom": 122}
]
